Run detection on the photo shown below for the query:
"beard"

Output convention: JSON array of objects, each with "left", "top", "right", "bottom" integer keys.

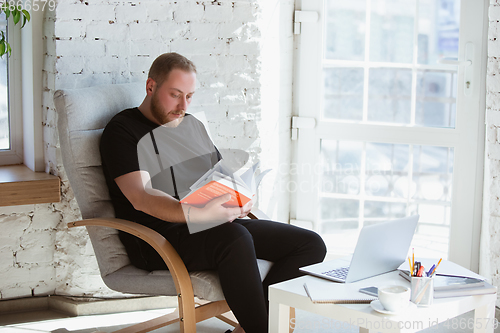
[{"left": 150, "top": 90, "right": 185, "bottom": 127}]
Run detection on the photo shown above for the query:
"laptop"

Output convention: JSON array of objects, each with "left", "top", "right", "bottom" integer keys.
[{"left": 300, "top": 215, "right": 419, "bottom": 283}]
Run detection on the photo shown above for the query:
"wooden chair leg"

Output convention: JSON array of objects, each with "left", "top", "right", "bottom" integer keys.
[
  {"left": 216, "top": 310, "right": 238, "bottom": 327},
  {"left": 179, "top": 294, "right": 197, "bottom": 333},
  {"left": 196, "top": 298, "right": 238, "bottom": 328},
  {"left": 102, "top": 300, "right": 234, "bottom": 333},
  {"left": 107, "top": 309, "right": 180, "bottom": 333}
]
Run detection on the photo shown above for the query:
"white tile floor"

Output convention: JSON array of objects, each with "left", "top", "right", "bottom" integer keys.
[{"left": 1, "top": 306, "right": 499, "bottom": 333}]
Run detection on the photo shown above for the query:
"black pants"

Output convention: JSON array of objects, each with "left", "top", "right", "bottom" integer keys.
[{"left": 120, "top": 219, "right": 327, "bottom": 333}]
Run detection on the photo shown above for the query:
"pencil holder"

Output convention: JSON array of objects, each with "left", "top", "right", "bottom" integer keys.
[{"left": 410, "top": 277, "right": 433, "bottom": 306}]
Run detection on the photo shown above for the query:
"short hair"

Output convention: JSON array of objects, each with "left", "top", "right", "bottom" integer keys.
[{"left": 148, "top": 52, "right": 197, "bottom": 87}]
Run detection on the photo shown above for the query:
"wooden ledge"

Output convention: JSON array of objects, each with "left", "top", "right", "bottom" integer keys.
[{"left": 0, "top": 164, "right": 60, "bottom": 207}]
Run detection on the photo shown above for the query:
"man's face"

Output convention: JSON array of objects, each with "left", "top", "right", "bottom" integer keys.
[{"left": 149, "top": 69, "right": 196, "bottom": 126}]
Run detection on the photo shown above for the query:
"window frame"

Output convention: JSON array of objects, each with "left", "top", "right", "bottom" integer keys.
[
  {"left": 0, "top": 7, "right": 44, "bottom": 171},
  {"left": 0, "top": 15, "right": 23, "bottom": 166}
]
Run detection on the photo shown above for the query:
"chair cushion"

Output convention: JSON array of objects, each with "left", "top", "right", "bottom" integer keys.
[
  {"left": 87, "top": 223, "right": 274, "bottom": 299},
  {"left": 103, "top": 265, "right": 223, "bottom": 300},
  {"left": 54, "top": 81, "right": 145, "bottom": 220},
  {"left": 103, "top": 259, "right": 273, "bottom": 302},
  {"left": 86, "top": 226, "right": 131, "bottom": 278},
  {"left": 55, "top": 82, "right": 143, "bottom": 278}
]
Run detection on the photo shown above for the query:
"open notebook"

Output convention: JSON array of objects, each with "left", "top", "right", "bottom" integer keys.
[{"left": 303, "top": 282, "right": 377, "bottom": 304}]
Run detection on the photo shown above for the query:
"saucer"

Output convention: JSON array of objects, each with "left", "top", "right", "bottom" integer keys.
[{"left": 370, "top": 300, "right": 416, "bottom": 315}]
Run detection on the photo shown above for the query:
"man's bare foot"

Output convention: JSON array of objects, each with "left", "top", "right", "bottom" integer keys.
[{"left": 232, "top": 324, "right": 246, "bottom": 333}]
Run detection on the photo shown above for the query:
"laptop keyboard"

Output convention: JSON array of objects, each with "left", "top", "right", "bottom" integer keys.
[{"left": 322, "top": 266, "right": 349, "bottom": 280}]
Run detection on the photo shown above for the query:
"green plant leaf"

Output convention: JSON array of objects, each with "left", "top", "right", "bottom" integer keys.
[
  {"left": 22, "top": 9, "right": 30, "bottom": 22},
  {"left": 13, "top": 10, "right": 20, "bottom": 25},
  {"left": 21, "top": 9, "right": 30, "bottom": 28},
  {"left": 0, "top": 42, "right": 6, "bottom": 57},
  {"left": 7, "top": 42, "right": 12, "bottom": 56},
  {"left": 4, "top": 8, "right": 10, "bottom": 19}
]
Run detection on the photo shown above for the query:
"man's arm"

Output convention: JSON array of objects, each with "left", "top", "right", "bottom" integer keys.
[{"left": 115, "top": 170, "right": 252, "bottom": 224}]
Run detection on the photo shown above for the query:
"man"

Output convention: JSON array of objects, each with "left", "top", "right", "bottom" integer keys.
[{"left": 100, "top": 52, "right": 326, "bottom": 333}]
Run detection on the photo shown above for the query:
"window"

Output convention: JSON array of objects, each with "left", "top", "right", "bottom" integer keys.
[
  {"left": 292, "top": 0, "right": 488, "bottom": 270},
  {"left": 0, "top": 11, "right": 22, "bottom": 166},
  {"left": 0, "top": 12, "right": 8, "bottom": 150}
]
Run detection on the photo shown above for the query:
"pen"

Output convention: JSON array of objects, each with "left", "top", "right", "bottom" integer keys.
[
  {"left": 430, "top": 258, "right": 442, "bottom": 277},
  {"left": 426, "top": 264, "right": 435, "bottom": 277},
  {"left": 414, "top": 262, "right": 421, "bottom": 277},
  {"left": 417, "top": 266, "right": 425, "bottom": 277},
  {"left": 412, "top": 248, "right": 414, "bottom": 276}
]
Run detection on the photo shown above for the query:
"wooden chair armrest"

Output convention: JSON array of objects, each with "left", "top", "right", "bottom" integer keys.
[{"left": 68, "top": 218, "right": 195, "bottom": 301}]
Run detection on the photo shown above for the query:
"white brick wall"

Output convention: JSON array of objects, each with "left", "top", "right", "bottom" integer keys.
[
  {"left": 483, "top": 0, "right": 500, "bottom": 307},
  {"left": 0, "top": 0, "right": 294, "bottom": 299},
  {"left": 0, "top": 205, "right": 57, "bottom": 299}
]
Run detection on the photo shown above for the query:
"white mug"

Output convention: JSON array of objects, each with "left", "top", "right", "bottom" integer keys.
[{"left": 378, "top": 285, "right": 411, "bottom": 312}]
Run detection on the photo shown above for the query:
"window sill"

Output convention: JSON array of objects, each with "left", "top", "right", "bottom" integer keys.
[{"left": 0, "top": 165, "right": 60, "bottom": 207}]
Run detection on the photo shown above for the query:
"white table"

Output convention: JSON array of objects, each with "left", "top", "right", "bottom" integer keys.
[{"left": 269, "top": 271, "right": 497, "bottom": 333}]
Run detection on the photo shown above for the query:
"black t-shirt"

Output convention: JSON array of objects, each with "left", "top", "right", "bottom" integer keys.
[{"left": 100, "top": 107, "right": 219, "bottom": 232}]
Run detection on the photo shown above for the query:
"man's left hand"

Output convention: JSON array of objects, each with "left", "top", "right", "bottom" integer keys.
[{"left": 237, "top": 198, "right": 254, "bottom": 218}]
